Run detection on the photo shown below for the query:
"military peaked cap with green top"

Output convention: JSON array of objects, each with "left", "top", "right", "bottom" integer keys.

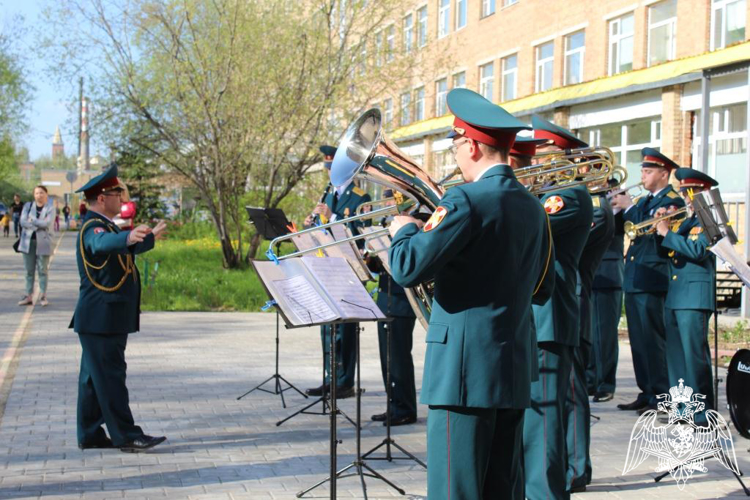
[
  {"left": 319, "top": 145, "right": 337, "bottom": 170},
  {"left": 674, "top": 167, "right": 718, "bottom": 189},
  {"left": 532, "top": 115, "right": 588, "bottom": 149},
  {"left": 641, "top": 147, "right": 679, "bottom": 172},
  {"left": 510, "top": 136, "right": 547, "bottom": 157},
  {"left": 76, "top": 163, "right": 124, "bottom": 199},
  {"left": 446, "top": 88, "right": 531, "bottom": 149}
]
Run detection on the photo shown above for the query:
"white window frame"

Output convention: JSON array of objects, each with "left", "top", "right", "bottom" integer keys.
[
  {"left": 417, "top": 6, "right": 428, "bottom": 47},
  {"left": 403, "top": 13, "right": 414, "bottom": 53},
  {"left": 383, "top": 98, "right": 393, "bottom": 126},
  {"left": 482, "top": 0, "right": 496, "bottom": 17},
  {"left": 435, "top": 78, "right": 448, "bottom": 116},
  {"left": 502, "top": 54, "right": 518, "bottom": 101},
  {"left": 438, "top": 0, "right": 451, "bottom": 38},
  {"left": 453, "top": 70, "right": 466, "bottom": 89},
  {"left": 564, "top": 30, "right": 585, "bottom": 85},
  {"left": 608, "top": 13, "right": 634, "bottom": 75},
  {"left": 692, "top": 104, "right": 748, "bottom": 180},
  {"left": 535, "top": 41, "right": 554, "bottom": 92},
  {"left": 647, "top": 0, "right": 677, "bottom": 67},
  {"left": 386, "top": 24, "right": 395, "bottom": 62},
  {"left": 504, "top": 0, "right": 518, "bottom": 6},
  {"left": 374, "top": 31, "right": 383, "bottom": 67},
  {"left": 711, "top": 0, "right": 747, "bottom": 50},
  {"left": 414, "top": 86, "right": 425, "bottom": 121},
  {"left": 479, "top": 62, "right": 495, "bottom": 101},
  {"left": 400, "top": 91, "right": 412, "bottom": 126},
  {"left": 456, "top": 0, "right": 467, "bottom": 30}
]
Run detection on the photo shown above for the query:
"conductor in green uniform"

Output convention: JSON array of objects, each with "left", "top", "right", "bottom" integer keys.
[
  {"left": 70, "top": 164, "right": 167, "bottom": 452},
  {"left": 611, "top": 148, "right": 685, "bottom": 414},
  {"left": 305, "top": 145, "right": 371, "bottom": 399},
  {"left": 388, "top": 89, "right": 554, "bottom": 499},
  {"left": 523, "top": 116, "right": 593, "bottom": 500},
  {"left": 654, "top": 168, "right": 717, "bottom": 424}
]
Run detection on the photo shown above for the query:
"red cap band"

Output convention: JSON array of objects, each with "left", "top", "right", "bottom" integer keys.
[
  {"left": 510, "top": 141, "right": 538, "bottom": 157},
  {"left": 84, "top": 176, "right": 121, "bottom": 198},
  {"left": 453, "top": 117, "right": 517, "bottom": 149},
  {"left": 534, "top": 129, "right": 580, "bottom": 149},
  {"left": 680, "top": 178, "right": 710, "bottom": 188},
  {"left": 642, "top": 155, "right": 673, "bottom": 171}
]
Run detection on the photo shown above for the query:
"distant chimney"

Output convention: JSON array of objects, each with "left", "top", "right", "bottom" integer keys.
[{"left": 52, "top": 126, "right": 64, "bottom": 159}]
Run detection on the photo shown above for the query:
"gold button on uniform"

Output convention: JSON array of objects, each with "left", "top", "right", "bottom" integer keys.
[
  {"left": 630, "top": 256, "right": 635, "bottom": 261},
  {"left": 672, "top": 275, "right": 678, "bottom": 280}
]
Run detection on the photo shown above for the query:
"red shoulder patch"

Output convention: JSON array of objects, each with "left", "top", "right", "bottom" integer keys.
[
  {"left": 93, "top": 227, "right": 105, "bottom": 234},
  {"left": 544, "top": 195, "right": 565, "bottom": 214},
  {"left": 423, "top": 206, "right": 448, "bottom": 232}
]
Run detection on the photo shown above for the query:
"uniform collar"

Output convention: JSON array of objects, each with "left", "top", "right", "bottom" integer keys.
[
  {"left": 475, "top": 164, "right": 513, "bottom": 181},
  {"left": 649, "top": 185, "right": 669, "bottom": 198},
  {"left": 335, "top": 180, "right": 354, "bottom": 197},
  {"left": 88, "top": 209, "right": 116, "bottom": 225}
]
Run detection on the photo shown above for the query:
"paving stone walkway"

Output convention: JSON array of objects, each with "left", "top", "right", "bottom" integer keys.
[{"left": 0, "top": 232, "right": 748, "bottom": 499}]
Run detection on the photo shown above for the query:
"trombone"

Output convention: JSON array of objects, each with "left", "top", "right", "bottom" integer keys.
[
  {"left": 608, "top": 181, "right": 645, "bottom": 200},
  {"left": 624, "top": 207, "right": 688, "bottom": 239}
]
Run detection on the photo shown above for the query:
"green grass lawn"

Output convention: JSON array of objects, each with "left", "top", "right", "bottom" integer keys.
[{"left": 137, "top": 237, "right": 280, "bottom": 312}]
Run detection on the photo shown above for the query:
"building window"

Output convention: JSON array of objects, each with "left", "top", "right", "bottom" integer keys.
[
  {"left": 482, "top": 0, "right": 495, "bottom": 17},
  {"left": 648, "top": 0, "right": 677, "bottom": 66},
  {"left": 375, "top": 31, "right": 383, "bottom": 67},
  {"left": 403, "top": 13, "right": 414, "bottom": 53},
  {"left": 456, "top": 0, "right": 467, "bottom": 30},
  {"left": 386, "top": 25, "right": 395, "bottom": 61},
  {"left": 453, "top": 71, "right": 466, "bottom": 89},
  {"left": 711, "top": 0, "right": 746, "bottom": 50},
  {"left": 400, "top": 92, "right": 412, "bottom": 126},
  {"left": 693, "top": 103, "right": 748, "bottom": 192},
  {"left": 479, "top": 62, "right": 494, "bottom": 101},
  {"left": 504, "top": 0, "right": 518, "bottom": 5},
  {"left": 609, "top": 13, "right": 634, "bottom": 75},
  {"left": 418, "top": 6, "right": 428, "bottom": 47},
  {"left": 535, "top": 41, "right": 554, "bottom": 92},
  {"left": 502, "top": 54, "right": 517, "bottom": 101},
  {"left": 564, "top": 30, "right": 585, "bottom": 85},
  {"left": 359, "top": 38, "right": 367, "bottom": 75},
  {"left": 438, "top": 0, "right": 450, "bottom": 38},
  {"left": 436, "top": 78, "right": 448, "bottom": 116},
  {"left": 414, "top": 87, "right": 425, "bottom": 121},
  {"left": 383, "top": 98, "right": 393, "bottom": 127}
]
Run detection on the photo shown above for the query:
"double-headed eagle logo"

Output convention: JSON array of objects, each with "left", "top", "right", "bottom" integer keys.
[{"left": 623, "top": 379, "right": 740, "bottom": 489}]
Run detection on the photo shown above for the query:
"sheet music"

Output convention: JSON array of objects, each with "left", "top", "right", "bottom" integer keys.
[
  {"left": 329, "top": 224, "right": 372, "bottom": 281},
  {"left": 274, "top": 274, "right": 338, "bottom": 324},
  {"left": 291, "top": 231, "right": 320, "bottom": 254},
  {"left": 302, "top": 256, "right": 385, "bottom": 320},
  {"left": 710, "top": 237, "right": 750, "bottom": 288}
]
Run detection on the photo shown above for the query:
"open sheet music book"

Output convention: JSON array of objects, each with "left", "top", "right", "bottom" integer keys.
[
  {"left": 289, "top": 226, "right": 373, "bottom": 282},
  {"left": 253, "top": 256, "right": 385, "bottom": 327}
]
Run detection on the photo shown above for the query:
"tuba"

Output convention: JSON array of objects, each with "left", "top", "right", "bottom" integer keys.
[{"left": 330, "top": 108, "right": 444, "bottom": 329}]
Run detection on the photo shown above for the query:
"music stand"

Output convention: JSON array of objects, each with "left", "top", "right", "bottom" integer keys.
[{"left": 237, "top": 207, "right": 306, "bottom": 407}]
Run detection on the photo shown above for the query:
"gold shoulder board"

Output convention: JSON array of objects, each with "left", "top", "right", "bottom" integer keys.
[
  {"left": 352, "top": 186, "right": 365, "bottom": 196},
  {"left": 592, "top": 197, "right": 601, "bottom": 208},
  {"left": 666, "top": 191, "right": 679, "bottom": 199}
]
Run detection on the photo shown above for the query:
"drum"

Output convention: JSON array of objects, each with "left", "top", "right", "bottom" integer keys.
[{"left": 726, "top": 348, "right": 750, "bottom": 439}]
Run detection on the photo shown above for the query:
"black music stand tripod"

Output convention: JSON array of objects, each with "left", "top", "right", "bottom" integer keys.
[
  {"left": 298, "top": 317, "right": 406, "bottom": 499},
  {"left": 237, "top": 207, "right": 306, "bottom": 407}
]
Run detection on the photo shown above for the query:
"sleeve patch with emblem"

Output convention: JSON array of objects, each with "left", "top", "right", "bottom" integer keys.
[
  {"left": 94, "top": 227, "right": 105, "bottom": 234},
  {"left": 544, "top": 195, "right": 565, "bottom": 214},
  {"left": 423, "top": 206, "right": 448, "bottom": 232}
]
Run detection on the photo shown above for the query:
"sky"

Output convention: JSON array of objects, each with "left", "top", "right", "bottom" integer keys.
[{"left": 2, "top": 0, "right": 81, "bottom": 161}]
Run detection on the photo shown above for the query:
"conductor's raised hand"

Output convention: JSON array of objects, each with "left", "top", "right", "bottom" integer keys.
[
  {"left": 127, "top": 224, "right": 151, "bottom": 246},
  {"left": 152, "top": 220, "right": 168, "bottom": 240}
]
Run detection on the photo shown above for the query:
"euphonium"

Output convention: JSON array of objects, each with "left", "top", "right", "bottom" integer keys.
[{"left": 624, "top": 207, "right": 688, "bottom": 239}]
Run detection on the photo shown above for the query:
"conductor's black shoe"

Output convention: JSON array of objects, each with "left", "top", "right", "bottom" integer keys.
[
  {"left": 335, "top": 386, "right": 355, "bottom": 399},
  {"left": 371, "top": 412, "right": 388, "bottom": 422},
  {"left": 385, "top": 415, "right": 417, "bottom": 427},
  {"left": 306, "top": 384, "right": 329, "bottom": 397},
  {"left": 78, "top": 437, "right": 114, "bottom": 450},
  {"left": 593, "top": 392, "right": 614, "bottom": 403},
  {"left": 119, "top": 435, "right": 166, "bottom": 453},
  {"left": 617, "top": 399, "right": 648, "bottom": 411}
]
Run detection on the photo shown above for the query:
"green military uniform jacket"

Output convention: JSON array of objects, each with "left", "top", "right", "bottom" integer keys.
[
  {"left": 377, "top": 271, "right": 416, "bottom": 318},
  {"left": 623, "top": 186, "right": 685, "bottom": 293},
  {"left": 659, "top": 215, "right": 715, "bottom": 311},
  {"left": 70, "top": 211, "right": 154, "bottom": 335},
  {"left": 533, "top": 185, "right": 593, "bottom": 346},
  {"left": 593, "top": 211, "right": 625, "bottom": 290},
  {"left": 324, "top": 181, "right": 371, "bottom": 241},
  {"left": 389, "top": 164, "right": 554, "bottom": 409}
]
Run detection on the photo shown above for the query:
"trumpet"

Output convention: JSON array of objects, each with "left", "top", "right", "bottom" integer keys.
[{"left": 624, "top": 207, "right": 688, "bottom": 239}]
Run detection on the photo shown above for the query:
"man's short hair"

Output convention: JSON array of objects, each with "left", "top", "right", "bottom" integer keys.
[{"left": 478, "top": 141, "right": 510, "bottom": 159}]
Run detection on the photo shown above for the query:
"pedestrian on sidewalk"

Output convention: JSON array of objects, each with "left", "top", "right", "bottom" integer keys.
[
  {"left": 70, "top": 164, "right": 168, "bottom": 453},
  {"left": 63, "top": 203, "right": 71, "bottom": 228},
  {"left": 10, "top": 193, "right": 23, "bottom": 238},
  {"left": 1, "top": 211, "right": 10, "bottom": 237},
  {"left": 18, "top": 186, "right": 55, "bottom": 307},
  {"left": 54, "top": 204, "right": 61, "bottom": 232}
]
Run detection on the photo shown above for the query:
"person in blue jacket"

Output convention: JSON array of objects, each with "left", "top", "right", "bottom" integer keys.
[
  {"left": 69, "top": 164, "right": 167, "bottom": 452},
  {"left": 388, "top": 89, "right": 554, "bottom": 499},
  {"left": 654, "top": 168, "right": 718, "bottom": 424}
]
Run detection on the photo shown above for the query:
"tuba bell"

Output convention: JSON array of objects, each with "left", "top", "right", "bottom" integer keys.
[{"left": 330, "top": 108, "right": 444, "bottom": 329}]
